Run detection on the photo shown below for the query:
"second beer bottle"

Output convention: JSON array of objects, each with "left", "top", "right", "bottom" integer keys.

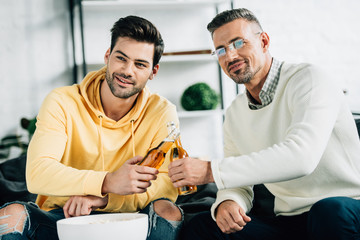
[{"left": 168, "top": 122, "right": 197, "bottom": 195}]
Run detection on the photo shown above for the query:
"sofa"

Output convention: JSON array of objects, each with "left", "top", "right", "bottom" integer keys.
[{"left": 1, "top": 118, "right": 360, "bottom": 221}]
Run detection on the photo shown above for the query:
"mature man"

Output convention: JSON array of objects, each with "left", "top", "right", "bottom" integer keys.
[
  {"left": 169, "top": 8, "right": 360, "bottom": 239},
  {"left": 0, "top": 15, "right": 183, "bottom": 240}
]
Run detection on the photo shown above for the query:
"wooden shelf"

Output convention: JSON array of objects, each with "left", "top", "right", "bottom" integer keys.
[{"left": 161, "top": 54, "right": 215, "bottom": 63}]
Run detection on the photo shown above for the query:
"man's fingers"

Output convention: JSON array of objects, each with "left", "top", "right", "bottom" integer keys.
[
  {"left": 169, "top": 169, "right": 183, "bottom": 182},
  {"left": 223, "top": 214, "right": 243, "bottom": 234},
  {"left": 63, "top": 200, "right": 70, "bottom": 218},
  {"left": 67, "top": 200, "right": 76, "bottom": 217},
  {"left": 228, "top": 219, "right": 244, "bottom": 233},
  {"left": 170, "top": 171, "right": 195, "bottom": 187},
  {"left": 216, "top": 217, "right": 227, "bottom": 233},
  {"left": 168, "top": 158, "right": 183, "bottom": 169},
  {"left": 238, "top": 208, "right": 251, "bottom": 222},
  {"left": 136, "top": 172, "right": 158, "bottom": 182},
  {"left": 172, "top": 179, "right": 188, "bottom": 188},
  {"left": 125, "top": 180, "right": 152, "bottom": 194},
  {"left": 136, "top": 179, "right": 152, "bottom": 189},
  {"left": 75, "top": 201, "right": 83, "bottom": 216},
  {"left": 168, "top": 164, "right": 183, "bottom": 179},
  {"left": 81, "top": 202, "right": 91, "bottom": 216},
  {"left": 63, "top": 197, "right": 75, "bottom": 218},
  {"left": 230, "top": 210, "right": 247, "bottom": 228},
  {"left": 127, "top": 156, "right": 144, "bottom": 165},
  {"left": 136, "top": 165, "right": 159, "bottom": 175}
]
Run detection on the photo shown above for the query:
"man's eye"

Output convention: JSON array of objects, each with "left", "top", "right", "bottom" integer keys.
[
  {"left": 117, "top": 56, "right": 126, "bottom": 61},
  {"left": 216, "top": 48, "right": 226, "bottom": 56},
  {"left": 234, "top": 40, "right": 244, "bottom": 49},
  {"left": 136, "top": 63, "right": 146, "bottom": 68}
]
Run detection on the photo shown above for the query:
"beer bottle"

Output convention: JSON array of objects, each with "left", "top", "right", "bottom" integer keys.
[
  {"left": 137, "top": 124, "right": 179, "bottom": 169},
  {"left": 168, "top": 122, "right": 197, "bottom": 195}
]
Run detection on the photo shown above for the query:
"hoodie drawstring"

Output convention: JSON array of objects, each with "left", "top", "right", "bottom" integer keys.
[
  {"left": 98, "top": 115, "right": 105, "bottom": 171},
  {"left": 97, "top": 116, "right": 136, "bottom": 170},
  {"left": 130, "top": 119, "right": 136, "bottom": 157}
]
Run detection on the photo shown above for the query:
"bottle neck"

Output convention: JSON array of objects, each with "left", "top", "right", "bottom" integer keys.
[
  {"left": 156, "top": 127, "right": 179, "bottom": 152},
  {"left": 158, "top": 140, "right": 175, "bottom": 153},
  {"left": 166, "top": 127, "right": 180, "bottom": 142},
  {"left": 174, "top": 137, "right": 183, "bottom": 148}
]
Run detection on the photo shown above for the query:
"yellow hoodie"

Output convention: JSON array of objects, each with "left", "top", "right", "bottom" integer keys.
[{"left": 26, "top": 66, "right": 179, "bottom": 212}]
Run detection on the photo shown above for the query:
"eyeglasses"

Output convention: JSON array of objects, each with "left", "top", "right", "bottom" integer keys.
[
  {"left": 211, "top": 39, "right": 244, "bottom": 58},
  {"left": 211, "top": 32, "right": 262, "bottom": 59}
]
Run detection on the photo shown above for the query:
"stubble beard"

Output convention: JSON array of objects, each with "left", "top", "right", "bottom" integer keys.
[
  {"left": 105, "top": 70, "right": 142, "bottom": 99},
  {"left": 229, "top": 61, "right": 253, "bottom": 84}
]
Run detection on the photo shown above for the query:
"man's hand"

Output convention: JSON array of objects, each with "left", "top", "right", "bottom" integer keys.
[
  {"left": 215, "top": 200, "right": 251, "bottom": 234},
  {"left": 101, "top": 156, "right": 159, "bottom": 195},
  {"left": 63, "top": 195, "right": 108, "bottom": 218},
  {"left": 168, "top": 157, "right": 214, "bottom": 187}
]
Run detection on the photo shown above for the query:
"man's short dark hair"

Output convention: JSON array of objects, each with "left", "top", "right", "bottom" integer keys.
[
  {"left": 207, "top": 8, "right": 263, "bottom": 37},
  {"left": 110, "top": 15, "right": 164, "bottom": 67}
]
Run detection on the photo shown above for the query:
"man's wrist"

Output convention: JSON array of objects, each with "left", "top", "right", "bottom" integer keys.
[
  {"left": 101, "top": 172, "right": 111, "bottom": 194},
  {"left": 206, "top": 161, "right": 215, "bottom": 183},
  {"left": 98, "top": 195, "right": 109, "bottom": 209}
]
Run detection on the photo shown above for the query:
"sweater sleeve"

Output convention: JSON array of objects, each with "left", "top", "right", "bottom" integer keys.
[
  {"left": 213, "top": 64, "right": 343, "bottom": 189},
  {"left": 210, "top": 112, "right": 254, "bottom": 218},
  {"left": 26, "top": 90, "right": 107, "bottom": 197}
]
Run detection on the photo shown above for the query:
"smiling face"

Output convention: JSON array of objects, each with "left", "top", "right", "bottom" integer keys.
[
  {"left": 104, "top": 37, "right": 158, "bottom": 99},
  {"left": 212, "top": 19, "right": 269, "bottom": 85}
]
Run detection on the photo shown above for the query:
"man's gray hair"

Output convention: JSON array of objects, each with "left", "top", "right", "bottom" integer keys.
[{"left": 207, "top": 8, "right": 263, "bottom": 36}]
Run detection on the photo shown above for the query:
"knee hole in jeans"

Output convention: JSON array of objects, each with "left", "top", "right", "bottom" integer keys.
[
  {"left": 0, "top": 203, "right": 28, "bottom": 235},
  {"left": 153, "top": 200, "right": 182, "bottom": 221}
]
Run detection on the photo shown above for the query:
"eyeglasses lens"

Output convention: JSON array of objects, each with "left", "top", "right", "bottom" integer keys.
[
  {"left": 214, "top": 39, "right": 244, "bottom": 58},
  {"left": 234, "top": 40, "right": 244, "bottom": 49}
]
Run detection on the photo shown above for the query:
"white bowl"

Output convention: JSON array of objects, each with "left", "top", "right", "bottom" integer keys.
[{"left": 57, "top": 213, "right": 148, "bottom": 240}]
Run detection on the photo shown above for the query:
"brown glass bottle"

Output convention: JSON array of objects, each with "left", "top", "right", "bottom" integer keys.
[
  {"left": 137, "top": 127, "right": 179, "bottom": 169},
  {"left": 171, "top": 137, "right": 198, "bottom": 195},
  {"left": 167, "top": 122, "right": 197, "bottom": 195}
]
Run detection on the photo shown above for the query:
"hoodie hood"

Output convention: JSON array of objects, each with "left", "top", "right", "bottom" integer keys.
[{"left": 79, "top": 65, "right": 152, "bottom": 160}]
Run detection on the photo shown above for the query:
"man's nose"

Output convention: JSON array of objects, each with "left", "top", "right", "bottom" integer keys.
[
  {"left": 122, "top": 62, "right": 135, "bottom": 76},
  {"left": 224, "top": 47, "right": 238, "bottom": 62}
]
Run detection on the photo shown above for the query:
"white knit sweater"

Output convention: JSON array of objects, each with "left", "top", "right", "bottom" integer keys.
[{"left": 211, "top": 63, "right": 360, "bottom": 218}]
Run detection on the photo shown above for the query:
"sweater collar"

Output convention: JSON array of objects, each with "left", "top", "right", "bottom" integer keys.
[{"left": 247, "top": 58, "right": 283, "bottom": 110}]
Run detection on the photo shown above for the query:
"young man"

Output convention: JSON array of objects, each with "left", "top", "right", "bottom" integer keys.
[
  {"left": 0, "top": 15, "right": 183, "bottom": 240},
  {"left": 168, "top": 8, "right": 360, "bottom": 239}
]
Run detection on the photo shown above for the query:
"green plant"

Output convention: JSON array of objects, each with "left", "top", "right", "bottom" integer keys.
[{"left": 181, "top": 82, "right": 219, "bottom": 111}]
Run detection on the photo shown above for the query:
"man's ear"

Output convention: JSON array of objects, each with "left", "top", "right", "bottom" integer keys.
[
  {"left": 260, "top": 32, "right": 270, "bottom": 53},
  {"left": 149, "top": 64, "right": 159, "bottom": 80},
  {"left": 104, "top": 48, "right": 111, "bottom": 64}
]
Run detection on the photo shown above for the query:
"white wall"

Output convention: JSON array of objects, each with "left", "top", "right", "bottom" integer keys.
[
  {"left": 0, "top": 0, "right": 72, "bottom": 139},
  {"left": 233, "top": 0, "right": 360, "bottom": 111}
]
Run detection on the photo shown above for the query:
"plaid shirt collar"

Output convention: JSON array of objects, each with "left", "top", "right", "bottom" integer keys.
[{"left": 247, "top": 58, "right": 283, "bottom": 110}]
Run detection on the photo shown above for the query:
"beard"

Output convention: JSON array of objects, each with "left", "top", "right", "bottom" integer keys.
[
  {"left": 227, "top": 59, "right": 257, "bottom": 84},
  {"left": 105, "top": 70, "right": 143, "bottom": 99}
]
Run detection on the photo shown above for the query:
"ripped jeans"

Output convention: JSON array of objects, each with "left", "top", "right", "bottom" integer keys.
[{"left": 0, "top": 198, "right": 183, "bottom": 240}]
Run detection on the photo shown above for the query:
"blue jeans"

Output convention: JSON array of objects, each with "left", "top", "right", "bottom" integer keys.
[
  {"left": 181, "top": 197, "right": 360, "bottom": 240},
  {"left": 0, "top": 198, "right": 183, "bottom": 240}
]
